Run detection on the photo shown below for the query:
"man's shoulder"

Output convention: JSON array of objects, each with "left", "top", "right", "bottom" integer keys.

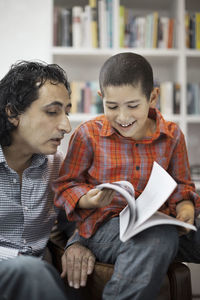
[{"left": 46, "top": 151, "right": 64, "bottom": 168}]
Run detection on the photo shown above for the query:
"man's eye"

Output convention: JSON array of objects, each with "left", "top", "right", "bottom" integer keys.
[
  {"left": 47, "top": 111, "right": 57, "bottom": 115},
  {"left": 107, "top": 106, "right": 118, "bottom": 110}
]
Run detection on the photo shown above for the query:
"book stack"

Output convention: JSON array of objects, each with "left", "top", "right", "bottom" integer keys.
[
  {"left": 158, "top": 81, "right": 181, "bottom": 115},
  {"left": 119, "top": 7, "right": 175, "bottom": 49},
  {"left": 53, "top": 0, "right": 114, "bottom": 48},
  {"left": 185, "top": 12, "right": 200, "bottom": 49},
  {"left": 187, "top": 83, "right": 200, "bottom": 115},
  {"left": 70, "top": 81, "right": 104, "bottom": 114}
]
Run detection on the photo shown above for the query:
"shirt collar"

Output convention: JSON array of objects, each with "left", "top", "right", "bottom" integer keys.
[
  {"left": 0, "top": 145, "right": 47, "bottom": 167},
  {"left": 0, "top": 146, "right": 6, "bottom": 164},
  {"left": 100, "top": 108, "right": 174, "bottom": 141}
]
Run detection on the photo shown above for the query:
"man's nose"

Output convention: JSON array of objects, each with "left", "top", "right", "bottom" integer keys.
[{"left": 58, "top": 115, "right": 72, "bottom": 134}]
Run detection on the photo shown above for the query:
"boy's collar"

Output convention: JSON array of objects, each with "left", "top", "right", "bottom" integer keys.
[{"left": 100, "top": 108, "right": 174, "bottom": 140}]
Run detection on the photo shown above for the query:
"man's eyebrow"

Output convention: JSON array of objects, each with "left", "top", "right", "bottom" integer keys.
[
  {"left": 45, "top": 101, "right": 63, "bottom": 108},
  {"left": 44, "top": 101, "right": 72, "bottom": 108}
]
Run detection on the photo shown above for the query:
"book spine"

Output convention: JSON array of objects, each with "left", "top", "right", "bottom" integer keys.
[
  {"left": 167, "top": 18, "right": 174, "bottom": 48},
  {"left": 196, "top": 12, "right": 200, "bottom": 49},
  {"left": 89, "top": 0, "right": 98, "bottom": 48},
  {"left": 72, "top": 6, "right": 83, "bottom": 47},
  {"left": 153, "top": 12, "right": 158, "bottom": 48},
  {"left": 119, "top": 5, "right": 125, "bottom": 48}
]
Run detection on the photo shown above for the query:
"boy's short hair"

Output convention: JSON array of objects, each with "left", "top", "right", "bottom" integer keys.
[
  {"left": 99, "top": 52, "right": 153, "bottom": 99},
  {"left": 0, "top": 60, "right": 71, "bottom": 147}
]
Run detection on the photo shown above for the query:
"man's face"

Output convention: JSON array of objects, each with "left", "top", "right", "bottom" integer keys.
[
  {"left": 103, "top": 84, "right": 157, "bottom": 140},
  {"left": 11, "top": 81, "right": 72, "bottom": 155}
]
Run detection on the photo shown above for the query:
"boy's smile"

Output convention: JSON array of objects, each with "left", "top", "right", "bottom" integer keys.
[{"left": 103, "top": 84, "right": 158, "bottom": 140}]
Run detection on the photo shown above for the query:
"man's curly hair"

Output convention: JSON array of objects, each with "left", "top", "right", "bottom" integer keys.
[{"left": 0, "top": 60, "right": 71, "bottom": 147}]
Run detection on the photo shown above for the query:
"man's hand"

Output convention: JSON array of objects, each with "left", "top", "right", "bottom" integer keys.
[
  {"left": 176, "top": 200, "right": 195, "bottom": 235},
  {"left": 61, "top": 242, "right": 96, "bottom": 289},
  {"left": 78, "top": 188, "right": 115, "bottom": 209}
]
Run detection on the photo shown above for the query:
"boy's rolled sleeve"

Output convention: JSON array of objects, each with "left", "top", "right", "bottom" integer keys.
[
  {"left": 167, "top": 130, "right": 200, "bottom": 216},
  {"left": 53, "top": 126, "right": 96, "bottom": 222}
]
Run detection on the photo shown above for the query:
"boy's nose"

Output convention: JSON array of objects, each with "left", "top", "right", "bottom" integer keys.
[{"left": 118, "top": 108, "right": 127, "bottom": 121}]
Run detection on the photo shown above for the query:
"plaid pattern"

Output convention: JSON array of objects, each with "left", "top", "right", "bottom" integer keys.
[
  {"left": 53, "top": 108, "right": 200, "bottom": 238},
  {"left": 0, "top": 146, "right": 63, "bottom": 260}
]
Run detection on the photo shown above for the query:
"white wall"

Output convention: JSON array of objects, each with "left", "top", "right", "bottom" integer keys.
[{"left": 0, "top": 0, "right": 52, "bottom": 79}]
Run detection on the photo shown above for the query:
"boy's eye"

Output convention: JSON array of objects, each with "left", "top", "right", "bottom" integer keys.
[{"left": 128, "top": 105, "right": 139, "bottom": 109}]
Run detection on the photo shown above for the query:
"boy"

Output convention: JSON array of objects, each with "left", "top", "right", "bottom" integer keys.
[{"left": 53, "top": 52, "right": 200, "bottom": 299}]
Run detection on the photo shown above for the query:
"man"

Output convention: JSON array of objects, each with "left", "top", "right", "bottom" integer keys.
[{"left": 0, "top": 60, "right": 95, "bottom": 300}]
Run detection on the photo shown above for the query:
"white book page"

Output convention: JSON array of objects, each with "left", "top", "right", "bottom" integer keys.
[
  {"left": 120, "top": 211, "right": 197, "bottom": 242},
  {"left": 96, "top": 181, "right": 136, "bottom": 233},
  {"left": 133, "top": 161, "right": 177, "bottom": 227}
]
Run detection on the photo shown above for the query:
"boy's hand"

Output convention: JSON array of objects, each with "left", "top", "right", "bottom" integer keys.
[
  {"left": 176, "top": 200, "right": 195, "bottom": 235},
  {"left": 78, "top": 188, "right": 116, "bottom": 209}
]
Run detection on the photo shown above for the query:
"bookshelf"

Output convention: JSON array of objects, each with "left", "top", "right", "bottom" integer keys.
[{"left": 51, "top": 0, "right": 200, "bottom": 172}]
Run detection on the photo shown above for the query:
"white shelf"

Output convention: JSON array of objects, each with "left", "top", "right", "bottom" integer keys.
[
  {"left": 52, "top": 47, "right": 180, "bottom": 59},
  {"left": 186, "top": 49, "right": 200, "bottom": 57},
  {"left": 69, "top": 113, "right": 99, "bottom": 122},
  {"left": 52, "top": 0, "right": 200, "bottom": 166},
  {"left": 186, "top": 115, "right": 200, "bottom": 123}
]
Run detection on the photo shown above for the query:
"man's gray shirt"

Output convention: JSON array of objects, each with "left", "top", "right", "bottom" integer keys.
[{"left": 0, "top": 146, "right": 63, "bottom": 260}]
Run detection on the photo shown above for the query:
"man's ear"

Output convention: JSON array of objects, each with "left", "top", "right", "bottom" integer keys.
[
  {"left": 5, "top": 105, "right": 19, "bottom": 127},
  {"left": 98, "top": 90, "right": 102, "bottom": 98},
  {"left": 149, "top": 87, "right": 159, "bottom": 108}
]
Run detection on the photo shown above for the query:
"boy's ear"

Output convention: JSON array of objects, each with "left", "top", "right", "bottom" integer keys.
[
  {"left": 5, "top": 105, "right": 19, "bottom": 127},
  {"left": 149, "top": 87, "right": 159, "bottom": 108},
  {"left": 98, "top": 90, "right": 102, "bottom": 98}
]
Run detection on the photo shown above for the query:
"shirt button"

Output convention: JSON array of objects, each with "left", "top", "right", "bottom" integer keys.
[
  {"left": 24, "top": 206, "right": 29, "bottom": 211},
  {"left": 13, "top": 178, "right": 17, "bottom": 183},
  {"left": 136, "top": 166, "right": 140, "bottom": 170},
  {"left": 23, "top": 239, "right": 26, "bottom": 244}
]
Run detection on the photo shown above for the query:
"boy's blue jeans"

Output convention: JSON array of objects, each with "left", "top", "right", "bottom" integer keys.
[{"left": 74, "top": 217, "right": 179, "bottom": 300}]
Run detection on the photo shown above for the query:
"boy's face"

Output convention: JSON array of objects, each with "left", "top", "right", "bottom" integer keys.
[
  {"left": 102, "top": 84, "right": 158, "bottom": 140},
  {"left": 10, "top": 81, "right": 72, "bottom": 155}
]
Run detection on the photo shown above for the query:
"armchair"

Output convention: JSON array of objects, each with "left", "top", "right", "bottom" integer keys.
[{"left": 48, "top": 228, "right": 192, "bottom": 300}]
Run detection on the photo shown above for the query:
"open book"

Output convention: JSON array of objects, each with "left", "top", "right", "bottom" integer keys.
[{"left": 96, "top": 161, "right": 197, "bottom": 242}]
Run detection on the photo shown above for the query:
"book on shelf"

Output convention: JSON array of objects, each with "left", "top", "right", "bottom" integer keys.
[
  {"left": 185, "top": 12, "right": 200, "bottom": 49},
  {"left": 70, "top": 81, "right": 103, "bottom": 114},
  {"left": 187, "top": 83, "right": 200, "bottom": 115},
  {"left": 158, "top": 81, "right": 181, "bottom": 115},
  {"left": 159, "top": 81, "right": 174, "bottom": 115},
  {"left": 89, "top": 0, "right": 98, "bottom": 48},
  {"left": 97, "top": 162, "right": 196, "bottom": 242},
  {"left": 98, "top": 0, "right": 107, "bottom": 48},
  {"left": 173, "top": 83, "right": 181, "bottom": 115},
  {"left": 72, "top": 6, "right": 83, "bottom": 48},
  {"left": 119, "top": 5, "right": 125, "bottom": 48},
  {"left": 195, "top": 12, "right": 200, "bottom": 49},
  {"left": 168, "top": 18, "right": 174, "bottom": 48}
]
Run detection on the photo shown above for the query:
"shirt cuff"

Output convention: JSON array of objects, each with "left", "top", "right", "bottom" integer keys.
[{"left": 64, "top": 230, "right": 81, "bottom": 250}]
